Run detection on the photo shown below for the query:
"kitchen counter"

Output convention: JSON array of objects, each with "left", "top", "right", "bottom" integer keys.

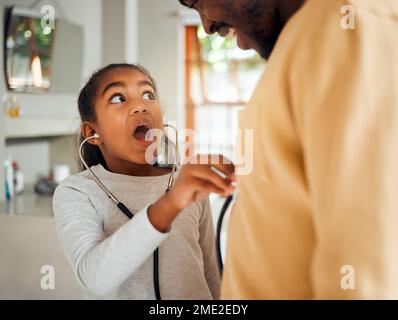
[{"left": 0, "top": 185, "right": 54, "bottom": 217}]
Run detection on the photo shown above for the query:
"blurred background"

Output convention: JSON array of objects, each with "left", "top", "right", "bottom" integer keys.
[{"left": 0, "top": 0, "right": 264, "bottom": 299}]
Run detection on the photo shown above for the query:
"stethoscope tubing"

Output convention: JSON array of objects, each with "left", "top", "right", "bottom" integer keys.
[{"left": 78, "top": 125, "right": 233, "bottom": 300}]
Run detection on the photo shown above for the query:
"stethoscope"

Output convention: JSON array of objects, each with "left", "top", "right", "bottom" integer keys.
[{"left": 78, "top": 124, "right": 234, "bottom": 300}]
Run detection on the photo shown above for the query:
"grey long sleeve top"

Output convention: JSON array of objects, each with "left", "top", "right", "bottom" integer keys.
[{"left": 52, "top": 164, "right": 220, "bottom": 300}]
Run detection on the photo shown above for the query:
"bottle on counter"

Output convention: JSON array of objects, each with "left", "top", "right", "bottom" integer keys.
[
  {"left": 12, "top": 161, "right": 24, "bottom": 194},
  {"left": 3, "top": 95, "right": 22, "bottom": 118},
  {"left": 4, "top": 158, "right": 14, "bottom": 200}
]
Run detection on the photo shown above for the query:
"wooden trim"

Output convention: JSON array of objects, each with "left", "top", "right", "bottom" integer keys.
[{"left": 184, "top": 26, "right": 198, "bottom": 156}]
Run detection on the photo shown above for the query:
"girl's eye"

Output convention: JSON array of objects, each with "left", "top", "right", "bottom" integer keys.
[
  {"left": 142, "top": 91, "right": 156, "bottom": 101},
  {"left": 110, "top": 94, "right": 126, "bottom": 104}
]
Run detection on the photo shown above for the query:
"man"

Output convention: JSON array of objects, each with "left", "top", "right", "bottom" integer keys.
[{"left": 179, "top": 0, "right": 398, "bottom": 299}]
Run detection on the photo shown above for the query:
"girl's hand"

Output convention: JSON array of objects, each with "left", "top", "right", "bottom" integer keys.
[
  {"left": 148, "top": 154, "right": 235, "bottom": 233},
  {"left": 166, "top": 154, "right": 235, "bottom": 210}
]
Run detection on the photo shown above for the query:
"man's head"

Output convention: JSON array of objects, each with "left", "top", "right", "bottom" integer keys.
[{"left": 178, "top": 0, "right": 304, "bottom": 59}]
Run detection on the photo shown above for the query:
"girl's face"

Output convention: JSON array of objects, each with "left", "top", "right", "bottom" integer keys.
[{"left": 87, "top": 68, "right": 163, "bottom": 168}]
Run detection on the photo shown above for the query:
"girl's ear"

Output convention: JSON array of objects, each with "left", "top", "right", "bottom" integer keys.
[{"left": 82, "top": 122, "right": 101, "bottom": 145}]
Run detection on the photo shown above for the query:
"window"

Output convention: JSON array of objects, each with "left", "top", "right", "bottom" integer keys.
[{"left": 185, "top": 25, "right": 265, "bottom": 159}]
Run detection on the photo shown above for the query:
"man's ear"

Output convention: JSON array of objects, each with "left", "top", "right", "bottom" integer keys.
[{"left": 82, "top": 122, "right": 101, "bottom": 145}]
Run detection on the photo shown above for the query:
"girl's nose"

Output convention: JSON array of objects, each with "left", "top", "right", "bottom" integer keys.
[{"left": 129, "top": 104, "right": 148, "bottom": 115}]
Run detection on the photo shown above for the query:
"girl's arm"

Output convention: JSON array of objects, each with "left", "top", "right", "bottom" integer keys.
[
  {"left": 199, "top": 198, "right": 221, "bottom": 299},
  {"left": 54, "top": 156, "right": 234, "bottom": 297},
  {"left": 53, "top": 178, "right": 169, "bottom": 297}
]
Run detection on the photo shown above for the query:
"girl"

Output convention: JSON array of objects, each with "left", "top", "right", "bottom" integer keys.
[{"left": 53, "top": 63, "right": 235, "bottom": 300}]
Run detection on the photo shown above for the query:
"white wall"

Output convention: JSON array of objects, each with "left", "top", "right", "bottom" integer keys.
[
  {"left": 125, "top": 0, "right": 138, "bottom": 63},
  {"left": 102, "top": 0, "right": 126, "bottom": 65},
  {"left": 101, "top": 0, "right": 185, "bottom": 129},
  {"left": 0, "top": 1, "right": 6, "bottom": 201},
  {"left": 137, "top": 0, "right": 185, "bottom": 129},
  {"left": 60, "top": 0, "right": 103, "bottom": 82}
]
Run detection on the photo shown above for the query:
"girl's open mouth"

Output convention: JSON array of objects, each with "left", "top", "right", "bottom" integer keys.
[{"left": 132, "top": 122, "right": 153, "bottom": 147}]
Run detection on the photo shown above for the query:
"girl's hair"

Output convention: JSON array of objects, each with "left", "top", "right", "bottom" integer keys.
[{"left": 77, "top": 63, "right": 158, "bottom": 171}]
